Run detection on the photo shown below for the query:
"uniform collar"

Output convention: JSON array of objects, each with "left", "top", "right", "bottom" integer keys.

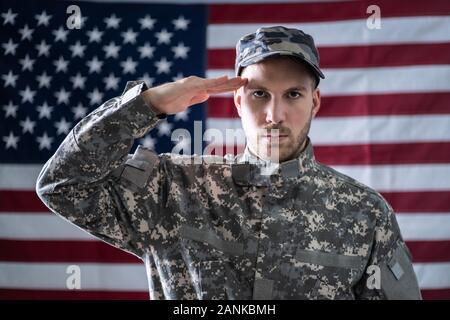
[{"left": 232, "top": 137, "right": 316, "bottom": 186}]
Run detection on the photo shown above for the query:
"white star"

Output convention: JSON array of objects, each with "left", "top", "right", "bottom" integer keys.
[
  {"left": 2, "top": 71, "right": 18, "bottom": 88},
  {"left": 35, "top": 10, "right": 52, "bottom": 27},
  {"left": 121, "top": 28, "right": 138, "bottom": 44},
  {"left": 2, "top": 39, "right": 18, "bottom": 55},
  {"left": 18, "top": 24, "right": 34, "bottom": 41},
  {"left": 120, "top": 57, "right": 137, "bottom": 74},
  {"left": 104, "top": 14, "right": 121, "bottom": 29},
  {"left": 172, "top": 42, "right": 190, "bottom": 59},
  {"left": 19, "top": 117, "right": 36, "bottom": 134},
  {"left": 155, "top": 28, "right": 173, "bottom": 45},
  {"left": 87, "top": 27, "right": 103, "bottom": 43},
  {"left": 72, "top": 103, "right": 87, "bottom": 119},
  {"left": 54, "top": 56, "right": 69, "bottom": 73},
  {"left": 69, "top": 41, "right": 86, "bottom": 58},
  {"left": 86, "top": 56, "right": 103, "bottom": 73},
  {"left": 140, "top": 135, "right": 155, "bottom": 149},
  {"left": 154, "top": 57, "right": 172, "bottom": 74},
  {"left": 3, "top": 132, "right": 19, "bottom": 149},
  {"left": 172, "top": 16, "right": 190, "bottom": 30},
  {"left": 19, "top": 86, "right": 36, "bottom": 103},
  {"left": 103, "top": 42, "right": 121, "bottom": 59},
  {"left": 174, "top": 109, "right": 190, "bottom": 122},
  {"left": 140, "top": 73, "right": 154, "bottom": 87},
  {"left": 35, "top": 40, "right": 51, "bottom": 57},
  {"left": 54, "top": 117, "right": 72, "bottom": 135},
  {"left": 157, "top": 121, "right": 173, "bottom": 137},
  {"left": 37, "top": 102, "right": 53, "bottom": 119},
  {"left": 139, "top": 15, "right": 156, "bottom": 30},
  {"left": 70, "top": 72, "right": 86, "bottom": 89},
  {"left": 3, "top": 101, "right": 18, "bottom": 118},
  {"left": 1, "top": 9, "right": 17, "bottom": 25},
  {"left": 36, "top": 71, "right": 52, "bottom": 88},
  {"left": 52, "top": 27, "right": 68, "bottom": 42},
  {"left": 36, "top": 132, "right": 53, "bottom": 150},
  {"left": 172, "top": 72, "right": 184, "bottom": 82},
  {"left": 55, "top": 87, "right": 71, "bottom": 105},
  {"left": 103, "top": 73, "right": 120, "bottom": 90},
  {"left": 138, "top": 42, "right": 155, "bottom": 59},
  {"left": 19, "top": 54, "right": 35, "bottom": 71},
  {"left": 88, "top": 88, "right": 103, "bottom": 105}
]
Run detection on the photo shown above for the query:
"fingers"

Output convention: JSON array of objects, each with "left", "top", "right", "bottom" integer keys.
[{"left": 205, "top": 76, "right": 247, "bottom": 94}]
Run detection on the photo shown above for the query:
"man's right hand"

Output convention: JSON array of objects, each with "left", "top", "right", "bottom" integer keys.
[{"left": 141, "top": 75, "right": 247, "bottom": 115}]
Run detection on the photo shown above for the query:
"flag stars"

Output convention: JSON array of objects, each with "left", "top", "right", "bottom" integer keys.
[
  {"left": 18, "top": 25, "right": 34, "bottom": 41},
  {"left": 37, "top": 102, "right": 53, "bottom": 119},
  {"left": 172, "top": 42, "right": 190, "bottom": 59},
  {"left": 87, "top": 27, "right": 103, "bottom": 43},
  {"left": 3, "top": 132, "right": 19, "bottom": 149},
  {"left": 155, "top": 28, "right": 173, "bottom": 45},
  {"left": 2, "top": 39, "right": 18, "bottom": 55},
  {"left": 154, "top": 57, "right": 172, "bottom": 74},
  {"left": 72, "top": 103, "right": 87, "bottom": 119},
  {"left": 36, "top": 132, "right": 53, "bottom": 150},
  {"left": 104, "top": 14, "right": 121, "bottom": 29},
  {"left": 120, "top": 57, "right": 137, "bottom": 74},
  {"left": 55, "top": 87, "right": 71, "bottom": 105},
  {"left": 19, "top": 117, "right": 36, "bottom": 134},
  {"left": 54, "top": 118, "right": 72, "bottom": 135},
  {"left": 140, "top": 135, "right": 155, "bottom": 149},
  {"left": 172, "top": 16, "right": 190, "bottom": 30},
  {"left": 86, "top": 56, "right": 103, "bottom": 73},
  {"left": 54, "top": 56, "right": 69, "bottom": 73},
  {"left": 138, "top": 42, "right": 155, "bottom": 59},
  {"left": 70, "top": 72, "right": 86, "bottom": 89},
  {"left": 139, "top": 15, "right": 156, "bottom": 30},
  {"left": 172, "top": 72, "right": 184, "bottom": 82},
  {"left": 103, "top": 41, "right": 121, "bottom": 59},
  {"left": 19, "top": 55, "right": 35, "bottom": 72},
  {"left": 69, "top": 41, "right": 86, "bottom": 58},
  {"left": 19, "top": 86, "right": 36, "bottom": 103},
  {"left": 53, "top": 27, "right": 69, "bottom": 42},
  {"left": 121, "top": 28, "right": 138, "bottom": 44},
  {"left": 35, "top": 10, "right": 52, "bottom": 27},
  {"left": 88, "top": 88, "right": 104, "bottom": 105},
  {"left": 103, "top": 73, "right": 120, "bottom": 90},
  {"left": 140, "top": 73, "right": 154, "bottom": 87},
  {"left": 3, "top": 101, "right": 18, "bottom": 118},
  {"left": 35, "top": 40, "right": 51, "bottom": 57},
  {"left": 175, "top": 109, "right": 190, "bottom": 122},
  {"left": 1, "top": 9, "right": 17, "bottom": 25},
  {"left": 157, "top": 121, "right": 173, "bottom": 137},
  {"left": 36, "top": 71, "right": 52, "bottom": 89},
  {"left": 2, "top": 71, "right": 18, "bottom": 88}
]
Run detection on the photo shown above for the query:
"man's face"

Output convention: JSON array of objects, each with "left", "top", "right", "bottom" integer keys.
[{"left": 234, "top": 57, "right": 321, "bottom": 162}]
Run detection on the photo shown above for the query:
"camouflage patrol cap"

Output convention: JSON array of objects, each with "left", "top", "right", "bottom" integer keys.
[{"left": 235, "top": 26, "right": 325, "bottom": 85}]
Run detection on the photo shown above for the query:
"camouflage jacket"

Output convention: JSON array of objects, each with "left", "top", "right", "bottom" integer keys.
[{"left": 36, "top": 81, "right": 422, "bottom": 300}]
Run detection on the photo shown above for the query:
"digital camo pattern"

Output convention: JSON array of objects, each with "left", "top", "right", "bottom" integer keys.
[
  {"left": 36, "top": 81, "right": 421, "bottom": 300},
  {"left": 235, "top": 25, "right": 325, "bottom": 81}
]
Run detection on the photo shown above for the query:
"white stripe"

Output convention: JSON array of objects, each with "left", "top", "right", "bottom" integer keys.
[
  {"left": 0, "top": 261, "right": 447, "bottom": 290},
  {"left": 207, "top": 115, "right": 450, "bottom": 145},
  {"left": 397, "top": 213, "right": 450, "bottom": 241},
  {"left": 208, "top": 17, "right": 450, "bottom": 48},
  {"left": 207, "top": 65, "right": 450, "bottom": 95},
  {"left": 0, "top": 214, "right": 94, "bottom": 240},
  {"left": 2, "top": 211, "right": 450, "bottom": 241},
  {"left": 414, "top": 262, "right": 450, "bottom": 290},
  {"left": 0, "top": 262, "right": 147, "bottom": 291},
  {"left": 0, "top": 164, "right": 43, "bottom": 190}
]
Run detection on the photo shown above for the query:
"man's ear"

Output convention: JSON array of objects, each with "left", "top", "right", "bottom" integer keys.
[
  {"left": 233, "top": 89, "right": 243, "bottom": 118},
  {"left": 311, "top": 87, "right": 321, "bottom": 118}
]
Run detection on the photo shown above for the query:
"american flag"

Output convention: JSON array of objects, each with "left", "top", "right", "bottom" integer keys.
[{"left": 1, "top": 0, "right": 449, "bottom": 299}]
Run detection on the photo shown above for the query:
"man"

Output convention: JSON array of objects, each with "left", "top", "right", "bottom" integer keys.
[{"left": 36, "top": 26, "right": 421, "bottom": 300}]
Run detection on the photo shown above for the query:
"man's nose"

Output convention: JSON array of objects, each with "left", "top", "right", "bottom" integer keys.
[{"left": 265, "top": 97, "right": 286, "bottom": 124}]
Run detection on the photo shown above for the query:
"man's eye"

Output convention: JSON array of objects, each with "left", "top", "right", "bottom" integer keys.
[
  {"left": 252, "top": 90, "right": 266, "bottom": 98},
  {"left": 288, "top": 91, "right": 301, "bottom": 99}
]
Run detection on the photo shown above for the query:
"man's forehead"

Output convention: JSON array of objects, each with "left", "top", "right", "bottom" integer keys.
[{"left": 245, "top": 78, "right": 309, "bottom": 91}]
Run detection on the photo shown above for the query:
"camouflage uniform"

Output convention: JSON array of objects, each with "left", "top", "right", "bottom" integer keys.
[{"left": 36, "top": 26, "right": 422, "bottom": 300}]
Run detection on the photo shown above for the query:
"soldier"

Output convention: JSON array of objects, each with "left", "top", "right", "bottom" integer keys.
[{"left": 36, "top": 26, "right": 422, "bottom": 300}]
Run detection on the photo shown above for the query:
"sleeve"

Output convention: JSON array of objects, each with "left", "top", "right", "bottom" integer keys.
[
  {"left": 36, "top": 80, "right": 168, "bottom": 258},
  {"left": 354, "top": 197, "right": 422, "bottom": 300}
]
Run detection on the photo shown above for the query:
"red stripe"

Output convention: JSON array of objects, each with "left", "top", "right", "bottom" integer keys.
[
  {"left": 0, "top": 289, "right": 148, "bottom": 300},
  {"left": 382, "top": 191, "right": 450, "bottom": 213},
  {"left": 0, "top": 239, "right": 141, "bottom": 263},
  {"left": 207, "top": 92, "right": 450, "bottom": 118},
  {"left": 421, "top": 288, "right": 450, "bottom": 300},
  {"left": 406, "top": 240, "right": 450, "bottom": 263},
  {"left": 0, "top": 190, "right": 48, "bottom": 212},
  {"left": 209, "top": 0, "right": 450, "bottom": 24},
  {"left": 208, "top": 43, "right": 450, "bottom": 69}
]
